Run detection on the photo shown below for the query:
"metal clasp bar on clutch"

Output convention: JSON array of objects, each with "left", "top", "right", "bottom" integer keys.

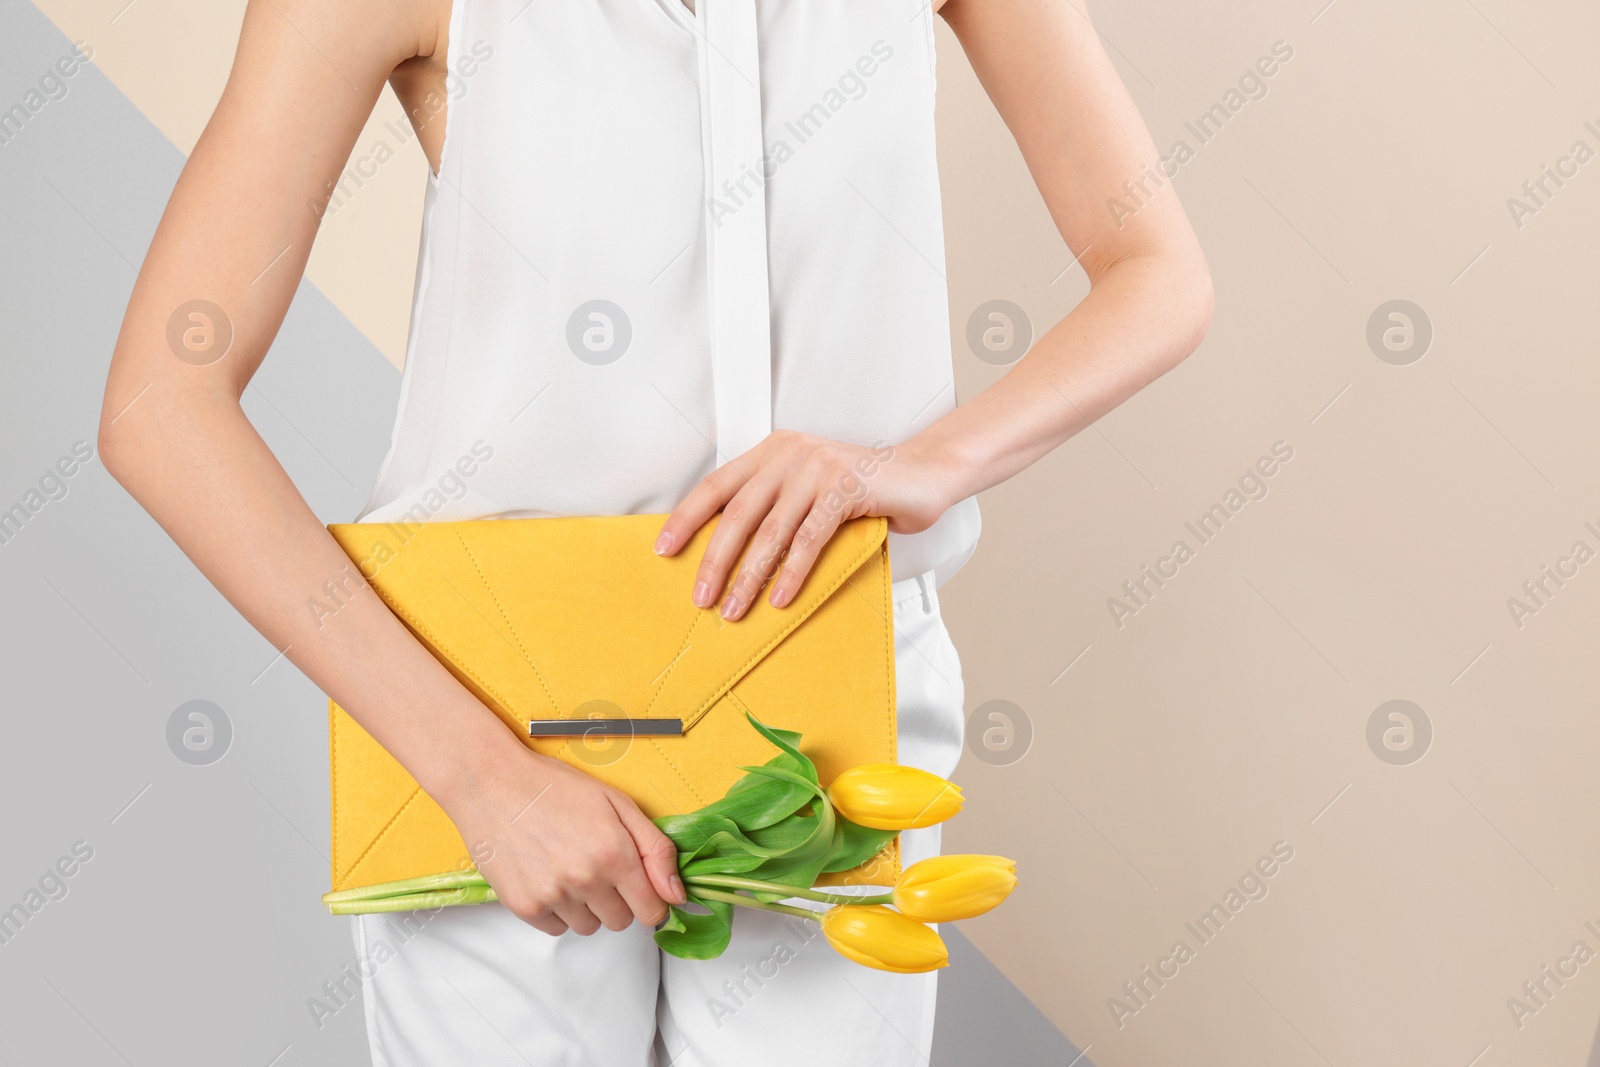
[{"left": 527, "top": 718, "right": 684, "bottom": 737}]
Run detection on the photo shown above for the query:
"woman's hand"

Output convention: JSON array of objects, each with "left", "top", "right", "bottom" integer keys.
[
  {"left": 440, "top": 736, "right": 687, "bottom": 937},
  {"left": 654, "top": 0, "right": 1216, "bottom": 620},
  {"left": 653, "top": 432, "right": 958, "bottom": 621}
]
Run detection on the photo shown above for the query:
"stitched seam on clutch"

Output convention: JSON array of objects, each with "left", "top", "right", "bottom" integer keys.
[
  {"left": 886, "top": 545, "right": 899, "bottom": 875},
  {"left": 839, "top": 559, "right": 899, "bottom": 759},
  {"left": 834, "top": 542, "right": 898, "bottom": 883},
  {"left": 453, "top": 527, "right": 560, "bottom": 715},
  {"left": 881, "top": 541, "right": 899, "bottom": 878},
  {"left": 723, "top": 688, "right": 753, "bottom": 720},
  {"left": 329, "top": 538, "right": 571, "bottom": 889},
  {"left": 340, "top": 785, "right": 424, "bottom": 884},
  {"left": 330, "top": 701, "right": 340, "bottom": 887},
  {"left": 644, "top": 608, "right": 702, "bottom": 718},
  {"left": 682, "top": 520, "right": 886, "bottom": 730},
  {"left": 649, "top": 737, "right": 708, "bottom": 807},
  {"left": 882, "top": 541, "right": 895, "bottom": 769}
]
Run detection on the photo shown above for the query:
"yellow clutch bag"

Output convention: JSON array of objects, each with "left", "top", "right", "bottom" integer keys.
[{"left": 325, "top": 513, "right": 898, "bottom": 897}]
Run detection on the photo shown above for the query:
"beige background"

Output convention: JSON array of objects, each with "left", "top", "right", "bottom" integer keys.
[{"left": 40, "top": 0, "right": 1600, "bottom": 1063}]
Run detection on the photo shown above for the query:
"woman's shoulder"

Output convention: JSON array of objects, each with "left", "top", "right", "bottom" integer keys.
[{"left": 241, "top": 0, "right": 444, "bottom": 70}]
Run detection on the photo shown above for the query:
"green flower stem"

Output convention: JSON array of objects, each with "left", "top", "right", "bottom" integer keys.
[
  {"left": 323, "top": 869, "right": 488, "bottom": 905},
  {"left": 690, "top": 886, "right": 820, "bottom": 920},
  {"left": 325, "top": 869, "right": 892, "bottom": 915},
  {"left": 688, "top": 874, "right": 892, "bottom": 907},
  {"left": 326, "top": 885, "right": 497, "bottom": 915}
]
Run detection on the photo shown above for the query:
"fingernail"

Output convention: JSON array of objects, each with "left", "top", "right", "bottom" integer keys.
[
  {"left": 670, "top": 874, "right": 686, "bottom": 903},
  {"left": 770, "top": 582, "right": 792, "bottom": 608},
  {"left": 721, "top": 594, "right": 743, "bottom": 620},
  {"left": 692, "top": 580, "right": 713, "bottom": 607},
  {"left": 654, "top": 531, "right": 674, "bottom": 555}
]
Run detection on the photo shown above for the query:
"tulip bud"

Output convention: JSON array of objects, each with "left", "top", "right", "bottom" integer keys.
[
  {"left": 820, "top": 905, "right": 949, "bottom": 973},
  {"left": 826, "top": 764, "right": 964, "bottom": 830},
  {"left": 893, "top": 855, "right": 1017, "bottom": 923}
]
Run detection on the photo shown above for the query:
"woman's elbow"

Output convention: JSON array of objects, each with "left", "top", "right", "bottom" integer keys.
[
  {"left": 1183, "top": 259, "right": 1214, "bottom": 356},
  {"left": 97, "top": 366, "right": 170, "bottom": 490},
  {"left": 1155, "top": 246, "right": 1213, "bottom": 368},
  {"left": 96, "top": 409, "right": 144, "bottom": 493}
]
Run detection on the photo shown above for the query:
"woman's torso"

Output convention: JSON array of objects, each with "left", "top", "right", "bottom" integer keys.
[{"left": 359, "top": 0, "right": 980, "bottom": 583}]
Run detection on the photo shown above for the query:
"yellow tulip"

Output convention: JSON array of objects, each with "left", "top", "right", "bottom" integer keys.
[
  {"left": 820, "top": 905, "right": 949, "bottom": 973},
  {"left": 827, "top": 764, "right": 964, "bottom": 830},
  {"left": 892, "top": 855, "right": 1017, "bottom": 923}
]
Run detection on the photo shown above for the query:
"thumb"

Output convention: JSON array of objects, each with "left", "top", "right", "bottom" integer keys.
[{"left": 613, "top": 795, "right": 687, "bottom": 905}]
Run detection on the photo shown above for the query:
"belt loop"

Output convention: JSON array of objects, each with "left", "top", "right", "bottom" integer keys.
[{"left": 916, "top": 572, "right": 932, "bottom": 615}]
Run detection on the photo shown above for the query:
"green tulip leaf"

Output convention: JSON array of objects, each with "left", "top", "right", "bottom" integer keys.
[
  {"left": 678, "top": 810, "right": 820, "bottom": 879},
  {"left": 736, "top": 762, "right": 825, "bottom": 797},
  {"left": 693, "top": 754, "right": 812, "bottom": 831},
  {"left": 821, "top": 818, "right": 899, "bottom": 874},
  {"left": 740, "top": 812, "right": 829, "bottom": 895},
  {"left": 742, "top": 714, "right": 818, "bottom": 785},
  {"left": 658, "top": 812, "right": 797, "bottom": 870},
  {"left": 654, "top": 893, "right": 733, "bottom": 960},
  {"left": 736, "top": 792, "right": 838, "bottom": 899}
]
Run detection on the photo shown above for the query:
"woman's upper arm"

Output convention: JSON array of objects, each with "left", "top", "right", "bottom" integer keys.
[
  {"left": 939, "top": 0, "right": 1208, "bottom": 285},
  {"left": 103, "top": 0, "right": 436, "bottom": 424}
]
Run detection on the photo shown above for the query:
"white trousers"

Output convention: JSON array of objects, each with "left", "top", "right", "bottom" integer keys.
[{"left": 352, "top": 573, "right": 966, "bottom": 1066}]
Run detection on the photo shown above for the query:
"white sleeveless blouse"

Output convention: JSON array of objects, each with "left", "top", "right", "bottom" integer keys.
[{"left": 358, "top": 0, "right": 981, "bottom": 585}]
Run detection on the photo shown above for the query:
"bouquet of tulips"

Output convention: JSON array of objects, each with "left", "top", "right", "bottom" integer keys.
[{"left": 324, "top": 714, "right": 1016, "bottom": 973}]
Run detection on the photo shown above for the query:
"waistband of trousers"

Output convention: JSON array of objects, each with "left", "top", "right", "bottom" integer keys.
[{"left": 889, "top": 570, "right": 939, "bottom": 614}]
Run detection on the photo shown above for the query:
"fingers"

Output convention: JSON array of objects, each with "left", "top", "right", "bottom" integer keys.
[
  {"left": 612, "top": 793, "right": 686, "bottom": 909},
  {"left": 497, "top": 888, "right": 570, "bottom": 937},
  {"left": 655, "top": 451, "right": 759, "bottom": 558},
  {"left": 526, "top": 912, "right": 569, "bottom": 938},
  {"left": 552, "top": 902, "right": 605, "bottom": 937},
  {"left": 768, "top": 503, "right": 845, "bottom": 610},
  {"left": 585, "top": 886, "right": 638, "bottom": 932},
  {"left": 658, "top": 432, "right": 871, "bottom": 619},
  {"left": 564, "top": 822, "right": 656, "bottom": 933},
  {"left": 611, "top": 826, "right": 677, "bottom": 927},
  {"left": 615, "top": 870, "right": 672, "bottom": 927},
  {"left": 500, "top": 879, "right": 633, "bottom": 936},
  {"left": 466, "top": 755, "right": 688, "bottom": 941},
  {"left": 722, "top": 490, "right": 814, "bottom": 620},
  {"left": 684, "top": 475, "right": 776, "bottom": 610}
]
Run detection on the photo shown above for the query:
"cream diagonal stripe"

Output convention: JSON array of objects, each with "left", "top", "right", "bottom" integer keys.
[{"left": 36, "top": 0, "right": 429, "bottom": 369}]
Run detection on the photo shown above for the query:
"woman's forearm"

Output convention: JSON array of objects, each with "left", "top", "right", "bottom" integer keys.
[
  {"left": 654, "top": 250, "right": 1212, "bottom": 613},
  {"left": 909, "top": 251, "right": 1213, "bottom": 508},
  {"left": 98, "top": 380, "right": 518, "bottom": 808},
  {"left": 92, "top": 0, "right": 524, "bottom": 814},
  {"left": 100, "top": 330, "right": 686, "bottom": 927},
  {"left": 915, "top": 0, "right": 1214, "bottom": 512}
]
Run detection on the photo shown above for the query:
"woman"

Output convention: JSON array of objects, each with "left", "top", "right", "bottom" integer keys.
[{"left": 100, "top": 0, "right": 1211, "bottom": 1062}]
